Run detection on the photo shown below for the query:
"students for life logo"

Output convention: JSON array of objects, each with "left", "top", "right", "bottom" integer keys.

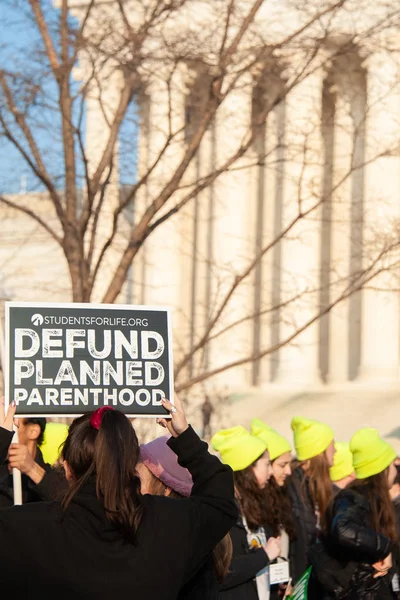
[{"left": 31, "top": 313, "right": 44, "bottom": 326}]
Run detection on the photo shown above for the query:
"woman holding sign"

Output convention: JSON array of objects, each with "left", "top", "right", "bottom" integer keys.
[
  {"left": 0, "top": 397, "right": 237, "bottom": 600},
  {"left": 138, "top": 434, "right": 232, "bottom": 599},
  {"left": 212, "top": 426, "right": 282, "bottom": 600}
]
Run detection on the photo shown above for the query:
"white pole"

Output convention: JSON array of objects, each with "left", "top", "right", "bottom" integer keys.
[
  {"left": 12, "top": 425, "right": 22, "bottom": 505},
  {"left": 0, "top": 306, "right": 22, "bottom": 505}
]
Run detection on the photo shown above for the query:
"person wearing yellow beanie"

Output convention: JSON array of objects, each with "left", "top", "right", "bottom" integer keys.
[
  {"left": 350, "top": 428, "right": 396, "bottom": 480},
  {"left": 291, "top": 416, "right": 334, "bottom": 463},
  {"left": 212, "top": 426, "right": 282, "bottom": 599},
  {"left": 251, "top": 418, "right": 291, "bottom": 462},
  {"left": 251, "top": 418, "right": 295, "bottom": 598},
  {"left": 329, "top": 442, "right": 356, "bottom": 490},
  {"left": 251, "top": 418, "right": 292, "bottom": 487},
  {"left": 310, "top": 429, "right": 397, "bottom": 598},
  {"left": 285, "top": 416, "right": 335, "bottom": 583},
  {"left": 40, "top": 422, "right": 69, "bottom": 466},
  {"left": 211, "top": 426, "right": 268, "bottom": 472}
]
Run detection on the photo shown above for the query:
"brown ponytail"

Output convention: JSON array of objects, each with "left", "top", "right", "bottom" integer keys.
[
  {"left": 301, "top": 453, "right": 333, "bottom": 531},
  {"left": 213, "top": 534, "right": 233, "bottom": 582},
  {"left": 61, "top": 410, "right": 143, "bottom": 543}
]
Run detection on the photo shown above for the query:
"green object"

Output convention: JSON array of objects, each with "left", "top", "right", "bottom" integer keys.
[
  {"left": 40, "top": 422, "right": 69, "bottom": 465},
  {"left": 251, "top": 418, "right": 292, "bottom": 461},
  {"left": 329, "top": 442, "right": 354, "bottom": 482},
  {"left": 291, "top": 416, "right": 334, "bottom": 461},
  {"left": 350, "top": 428, "right": 396, "bottom": 479},
  {"left": 287, "top": 567, "right": 312, "bottom": 600},
  {"left": 211, "top": 426, "right": 267, "bottom": 471}
]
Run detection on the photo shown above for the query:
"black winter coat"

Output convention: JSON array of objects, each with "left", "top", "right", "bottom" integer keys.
[
  {"left": 286, "top": 466, "right": 318, "bottom": 581},
  {"left": 0, "top": 425, "right": 237, "bottom": 600},
  {"left": 393, "top": 496, "right": 400, "bottom": 534},
  {"left": 178, "top": 556, "right": 218, "bottom": 600},
  {"left": 309, "top": 487, "right": 397, "bottom": 600},
  {"left": 219, "top": 515, "right": 269, "bottom": 600}
]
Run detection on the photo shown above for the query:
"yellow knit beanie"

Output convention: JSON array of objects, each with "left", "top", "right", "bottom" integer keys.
[
  {"left": 211, "top": 426, "right": 267, "bottom": 472},
  {"left": 291, "top": 416, "right": 334, "bottom": 461},
  {"left": 350, "top": 428, "right": 396, "bottom": 479},
  {"left": 329, "top": 442, "right": 354, "bottom": 482},
  {"left": 40, "top": 422, "right": 69, "bottom": 465},
  {"left": 251, "top": 418, "right": 291, "bottom": 461}
]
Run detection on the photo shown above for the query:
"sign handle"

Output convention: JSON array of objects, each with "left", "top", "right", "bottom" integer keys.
[
  {"left": 0, "top": 305, "right": 22, "bottom": 506},
  {"left": 12, "top": 424, "right": 22, "bottom": 505}
]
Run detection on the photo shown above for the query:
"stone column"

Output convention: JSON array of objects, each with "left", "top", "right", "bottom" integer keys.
[
  {"left": 83, "top": 67, "right": 126, "bottom": 302},
  {"left": 134, "top": 72, "right": 186, "bottom": 313},
  {"left": 131, "top": 97, "right": 151, "bottom": 306},
  {"left": 207, "top": 82, "right": 255, "bottom": 390},
  {"left": 357, "top": 55, "right": 400, "bottom": 383},
  {"left": 274, "top": 72, "right": 324, "bottom": 386},
  {"left": 319, "top": 53, "right": 367, "bottom": 384},
  {"left": 249, "top": 73, "right": 286, "bottom": 386},
  {"left": 325, "top": 81, "right": 354, "bottom": 383}
]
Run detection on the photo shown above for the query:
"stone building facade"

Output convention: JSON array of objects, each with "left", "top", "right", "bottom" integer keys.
[{"left": 2, "top": 1, "right": 400, "bottom": 439}]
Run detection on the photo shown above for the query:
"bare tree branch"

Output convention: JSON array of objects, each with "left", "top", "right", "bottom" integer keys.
[
  {"left": 28, "top": 0, "right": 60, "bottom": 74},
  {"left": 0, "top": 195, "right": 62, "bottom": 245},
  {"left": 176, "top": 243, "right": 400, "bottom": 391}
]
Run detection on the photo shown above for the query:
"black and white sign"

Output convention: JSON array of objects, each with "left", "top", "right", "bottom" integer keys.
[{"left": 5, "top": 302, "right": 173, "bottom": 417}]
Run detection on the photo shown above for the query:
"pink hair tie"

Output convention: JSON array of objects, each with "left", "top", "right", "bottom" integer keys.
[{"left": 90, "top": 406, "right": 115, "bottom": 430}]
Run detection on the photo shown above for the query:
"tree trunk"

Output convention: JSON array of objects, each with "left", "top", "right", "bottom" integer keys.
[{"left": 64, "top": 229, "right": 90, "bottom": 303}]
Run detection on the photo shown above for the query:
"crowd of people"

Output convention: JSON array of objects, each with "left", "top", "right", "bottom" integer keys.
[
  {"left": 211, "top": 416, "right": 400, "bottom": 599},
  {"left": 0, "top": 397, "right": 399, "bottom": 599}
]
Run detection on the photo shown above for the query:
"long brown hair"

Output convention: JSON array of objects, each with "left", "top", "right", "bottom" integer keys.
[
  {"left": 213, "top": 534, "right": 233, "bottom": 582},
  {"left": 235, "top": 463, "right": 269, "bottom": 531},
  {"left": 143, "top": 464, "right": 233, "bottom": 581},
  {"left": 347, "top": 469, "right": 398, "bottom": 543},
  {"left": 265, "top": 476, "right": 295, "bottom": 539},
  {"left": 144, "top": 468, "right": 170, "bottom": 497},
  {"left": 61, "top": 410, "right": 143, "bottom": 543},
  {"left": 301, "top": 453, "right": 333, "bottom": 531}
]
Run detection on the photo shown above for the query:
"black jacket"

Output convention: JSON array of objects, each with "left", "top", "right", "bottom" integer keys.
[
  {"left": 393, "top": 496, "right": 400, "bottom": 534},
  {"left": 0, "top": 427, "right": 67, "bottom": 507},
  {"left": 309, "top": 488, "right": 397, "bottom": 600},
  {"left": 0, "top": 425, "right": 237, "bottom": 599},
  {"left": 219, "top": 515, "right": 269, "bottom": 600},
  {"left": 178, "top": 556, "right": 218, "bottom": 600},
  {"left": 286, "top": 466, "right": 318, "bottom": 581}
]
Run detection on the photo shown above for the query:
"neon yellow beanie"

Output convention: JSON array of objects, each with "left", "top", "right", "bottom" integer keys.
[
  {"left": 211, "top": 426, "right": 267, "bottom": 472},
  {"left": 329, "top": 442, "right": 354, "bottom": 482},
  {"left": 350, "top": 428, "right": 396, "bottom": 479},
  {"left": 251, "top": 418, "right": 291, "bottom": 461},
  {"left": 40, "top": 422, "right": 69, "bottom": 465},
  {"left": 291, "top": 416, "right": 334, "bottom": 461}
]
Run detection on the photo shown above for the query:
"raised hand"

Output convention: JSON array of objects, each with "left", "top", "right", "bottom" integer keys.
[
  {"left": 0, "top": 398, "right": 16, "bottom": 432},
  {"left": 156, "top": 395, "right": 189, "bottom": 438}
]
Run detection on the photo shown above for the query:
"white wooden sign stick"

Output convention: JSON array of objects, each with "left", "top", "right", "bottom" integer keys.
[{"left": 0, "top": 310, "right": 22, "bottom": 505}]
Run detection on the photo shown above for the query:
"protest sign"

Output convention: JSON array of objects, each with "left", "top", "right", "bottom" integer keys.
[
  {"left": 287, "top": 567, "right": 311, "bottom": 600},
  {"left": 5, "top": 302, "right": 173, "bottom": 417}
]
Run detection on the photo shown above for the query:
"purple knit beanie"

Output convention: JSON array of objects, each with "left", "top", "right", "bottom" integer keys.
[{"left": 139, "top": 436, "right": 193, "bottom": 497}]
